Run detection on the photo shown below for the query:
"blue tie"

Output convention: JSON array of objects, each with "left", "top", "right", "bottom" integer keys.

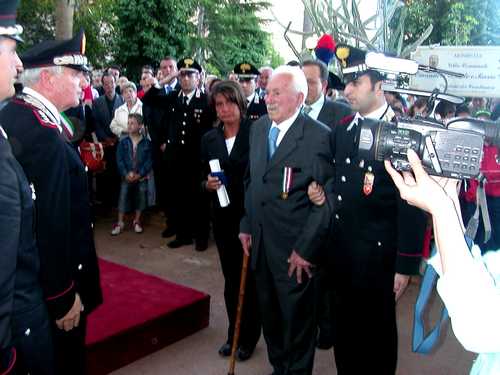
[{"left": 268, "top": 126, "right": 280, "bottom": 159}]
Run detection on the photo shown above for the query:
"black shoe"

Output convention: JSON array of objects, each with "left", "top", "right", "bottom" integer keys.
[
  {"left": 195, "top": 239, "right": 208, "bottom": 252},
  {"left": 161, "top": 227, "right": 176, "bottom": 238},
  {"left": 167, "top": 238, "right": 193, "bottom": 248},
  {"left": 218, "top": 343, "right": 231, "bottom": 357},
  {"left": 236, "top": 346, "right": 253, "bottom": 361}
]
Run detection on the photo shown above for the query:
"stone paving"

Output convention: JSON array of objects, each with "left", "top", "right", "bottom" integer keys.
[{"left": 93, "top": 211, "right": 473, "bottom": 375}]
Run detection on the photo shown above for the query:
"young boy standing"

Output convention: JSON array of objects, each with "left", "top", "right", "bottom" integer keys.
[{"left": 112, "top": 113, "right": 152, "bottom": 234}]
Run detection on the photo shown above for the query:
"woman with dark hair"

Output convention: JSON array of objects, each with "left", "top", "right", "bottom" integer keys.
[{"left": 201, "top": 80, "right": 261, "bottom": 361}]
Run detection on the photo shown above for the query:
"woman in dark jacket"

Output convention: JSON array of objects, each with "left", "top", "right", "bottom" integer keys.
[{"left": 201, "top": 81, "right": 261, "bottom": 361}]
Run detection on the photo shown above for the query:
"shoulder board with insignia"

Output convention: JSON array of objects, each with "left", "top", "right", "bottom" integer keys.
[
  {"left": 33, "top": 108, "right": 60, "bottom": 131},
  {"left": 340, "top": 114, "right": 355, "bottom": 126},
  {"left": 17, "top": 94, "right": 61, "bottom": 130}
]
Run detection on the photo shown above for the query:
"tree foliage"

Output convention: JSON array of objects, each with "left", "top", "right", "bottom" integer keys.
[
  {"left": 112, "top": 0, "right": 197, "bottom": 79},
  {"left": 17, "top": 0, "right": 116, "bottom": 67},
  {"left": 195, "top": 0, "right": 280, "bottom": 76},
  {"left": 404, "top": 0, "right": 500, "bottom": 46},
  {"left": 16, "top": 0, "right": 281, "bottom": 78},
  {"left": 17, "top": 0, "right": 56, "bottom": 52},
  {"left": 74, "top": 0, "right": 116, "bottom": 68}
]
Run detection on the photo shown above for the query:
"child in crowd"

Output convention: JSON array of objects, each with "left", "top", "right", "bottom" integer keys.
[{"left": 111, "top": 113, "right": 152, "bottom": 235}]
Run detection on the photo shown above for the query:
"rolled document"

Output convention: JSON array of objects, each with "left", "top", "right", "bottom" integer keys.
[{"left": 209, "top": 159, "right": 230, "bottom": 207}]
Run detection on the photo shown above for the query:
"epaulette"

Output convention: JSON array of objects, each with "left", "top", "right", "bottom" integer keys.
[
  {"left": 14, "top": 94, "right": 60, "bottom": 131},
  {"left": 339, "top": 114, "right": 355, "bottom": 126}
]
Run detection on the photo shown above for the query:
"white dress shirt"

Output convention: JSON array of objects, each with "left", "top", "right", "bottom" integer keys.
[
  {"left": 271, "top": 108, "right": 301, "bottom": 146},
  {"left": 304, "top": 95, "right": 325, "bottom": 121}
]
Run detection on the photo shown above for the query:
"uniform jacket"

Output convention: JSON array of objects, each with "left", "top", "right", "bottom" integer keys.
[
  {"left": 143, "top": 87, "right": 214, "bottom": 168},
  {"left": 0, "top": 126, "right": 45, "bottom": 374},
  {"left": 0, "top": 88, "right": 102, "bottom": 319},
  {"left": 240, "top": 113, "right": 334, "bottom": 270},
  {"left": 246, "top": 93, "right": 267, "bottom": 123},
  {"left": 327, "top": 112, "right": 427, "bottom": 287},
  {"left": 93, "top": 93, "right": 124, "bottom": 141}
]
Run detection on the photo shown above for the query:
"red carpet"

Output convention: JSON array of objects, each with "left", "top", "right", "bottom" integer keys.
[{"left": 86, "top": 259, "right": 210, "bottom": 375}]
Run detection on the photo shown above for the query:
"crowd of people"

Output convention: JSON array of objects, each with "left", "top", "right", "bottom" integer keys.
[{"left": 1, "top": 0, "right": 500, "bottom": 374}]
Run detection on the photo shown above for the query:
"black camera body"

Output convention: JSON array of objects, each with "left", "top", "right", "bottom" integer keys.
[{"left": 358, "top": 117, "right": 500, "bottom": 179}]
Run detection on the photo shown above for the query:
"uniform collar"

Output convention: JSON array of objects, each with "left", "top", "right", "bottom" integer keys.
[
  {"left": 348, "top": 101, "right": 393, "bottom": 131},
  {"left": 179, "top": 88, "right": 197, "bottom": 105},
  {"left": 247, "top": 92, "right": 255, "bottom": 104},
  {"left": 362, "top": 101, "right": 391, "bottom": 121},
  {"left": 23, "top": 86, "right": 61, "bottom": 126}
]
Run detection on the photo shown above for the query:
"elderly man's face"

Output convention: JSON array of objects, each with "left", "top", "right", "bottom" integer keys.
[
  {"left": 0, "top": 37, "right": 22, "bottom": 101},
  {"left": 51, "top": 67, "right": 83, "bottom": 111},
  {"left": 265, "top": 73, "right": 303, "bottom": 124}
]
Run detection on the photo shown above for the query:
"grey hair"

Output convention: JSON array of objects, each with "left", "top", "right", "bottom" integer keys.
[
  {"left": 122, "top": 81, "right": 137, "bottom": 92},
  {"left": 18, "top": 66, "right": 65, "bottom": 88},
  {"left": 272, "top": 65, "right": 308, "bottom": 105}
]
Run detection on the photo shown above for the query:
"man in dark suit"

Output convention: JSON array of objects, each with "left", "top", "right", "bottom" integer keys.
[
  {"left": 142, "top": 57, "right": 180, "bottom": 238},
  {"left": 301, "top": 59, "right": 351, "bottom": 128},
  {"left": 309, "top": 44, "right": 427, "bottom": 374},
  {"left": 0, "top": 30, "right": 102, "bottom": 375},
  {"left": 234, "top": 62, "right": 267, "bottom": 123},
  {"left": 301, "top": 59, "right": 351, "bottom": 350},
  {"left": 143, "top": 57, "right": 214, "bottom": 250},
  {"left": 92, "top": 71, "right": 124, "bottom": 209},
  {"left": 0, "top": 2, "right": 55, "bottom": 373},
  {"left": 239, "top": 66, "right": 334, "bottom": 375}
]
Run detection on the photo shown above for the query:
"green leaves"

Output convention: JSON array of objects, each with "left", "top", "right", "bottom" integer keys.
[{"left": 194, "top": 0, "right": 280, "bottom": 75}]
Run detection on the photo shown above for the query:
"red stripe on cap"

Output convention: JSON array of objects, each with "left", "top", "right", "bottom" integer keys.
[{"left": 0, "top": 15, "right": 15, "bottom": 19}]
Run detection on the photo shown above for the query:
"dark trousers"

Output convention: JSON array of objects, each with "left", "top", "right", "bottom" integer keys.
[
  {"left": 213, "top": 216, "right": 261, "bottom": 349},
  {"left": 168, "top": 159, "right": 210, "bottom": 243},
  {"left": 12, "top": 304, "right": 55, "bottom": 375},
  {"left": 52, "top": 314, "right": 87, "bottom": 375},
  {"left": 332, "top": 285, "right": 397, "bottom": 375},
  {"left": 151, "top": 142, "right": 170, "bottom": 222},
  {"left": 316, "top": 268, "right": 335, "bottom": 345},
  {"left": 254, "top": 248, "right": 318, "bottom": 375},
  {"left": 168, "top": 165, "right": 196, "bottom": 241}
]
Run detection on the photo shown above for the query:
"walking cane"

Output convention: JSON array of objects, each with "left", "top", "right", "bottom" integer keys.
[{"left": 227, "top": 253, "right": 250, "bottom": 375}]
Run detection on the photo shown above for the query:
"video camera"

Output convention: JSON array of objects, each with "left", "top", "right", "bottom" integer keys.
[{"left": 354, "top": 52, "right": 500, "bottom": 179}]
